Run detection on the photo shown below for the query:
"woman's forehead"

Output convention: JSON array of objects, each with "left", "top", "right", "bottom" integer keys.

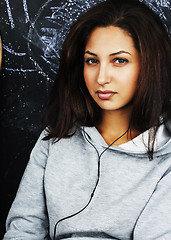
[{"left": 85, "top": 26, "right": 136, "bottom": 54}]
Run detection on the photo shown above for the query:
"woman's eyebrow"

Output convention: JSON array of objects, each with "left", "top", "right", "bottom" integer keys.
[
  {"left": 84, "top": 50, "right": 97, "bottom": 56},
  {"left": 84, "top": 50, "right": 131, "bottom": 56},
  {"left": 110, "top": 50, "right": 131, "bottom": 56}
]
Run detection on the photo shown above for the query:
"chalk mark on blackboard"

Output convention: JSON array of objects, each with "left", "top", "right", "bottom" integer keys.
[
  {"left": 41, "top": 55, "right": 57, "bottom": 74},
  {"left": 156, "top": 0, "right": 170, "bottom": 8},
  {"left": 3, "top": 44, "right": 26, "bottom": 56},
  {"left": 27, "top": 19, "right": 56, "bottom": 81},
  {"left": 3, "top": 67, "right": 37, "bottom": 72},
  {"left": 27, "top": 0, "right": 61, "bottom": 82},
  {"left": 144, "top": 0, "right": 170, "bottom": 20},
  {"left": 5, "top": 0, "right": 15, "bottom": 29},
  {"left": 23, "top": 0, "right": 30, "bottom": 23},
  {"left": 27, "top": 21, "right": 59, "bottom": 58},
  {"left": 145, "top": 0, "right": 170, "bottom": 7}
]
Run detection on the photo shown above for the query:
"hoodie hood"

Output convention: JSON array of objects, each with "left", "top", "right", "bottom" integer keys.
[{"left": 80, "top": 123, "right": 171, "bottom": 157}]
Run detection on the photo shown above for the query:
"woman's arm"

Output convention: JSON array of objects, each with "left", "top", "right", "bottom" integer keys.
[
  {"left": 3, "top": 131, "right": 51, "bottom": 240},
  {"left": 134, "top": 164, "right": 171, "bottom": 240}
]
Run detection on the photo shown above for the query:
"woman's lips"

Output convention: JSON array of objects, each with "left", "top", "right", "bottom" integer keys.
[{"left": 97, "top": 90, "right": 116, "bottom": 100}]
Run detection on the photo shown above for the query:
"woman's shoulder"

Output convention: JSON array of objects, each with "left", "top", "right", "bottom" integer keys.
[
  {"left": 28, "top": 129, "right": 52, "bottom": 168},
  {"left": 36, "top": 125, "right": 84, "bottom": 151}
]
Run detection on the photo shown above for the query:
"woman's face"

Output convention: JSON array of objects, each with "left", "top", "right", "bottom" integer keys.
[{"left": 84, "top": 26, "right": 140, "bottom": 113}]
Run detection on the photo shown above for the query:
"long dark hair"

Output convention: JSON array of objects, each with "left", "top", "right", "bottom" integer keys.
[{"left": 42, "top": 0, "right": 171, "bottom": 158}]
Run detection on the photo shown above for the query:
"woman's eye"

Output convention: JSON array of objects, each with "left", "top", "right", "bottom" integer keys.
[
  {"left": 85, "top": 58, "right": 98, "bottom": 65},
  {"left": 114, "top": 58, "right": 128, "bottom": 64}
]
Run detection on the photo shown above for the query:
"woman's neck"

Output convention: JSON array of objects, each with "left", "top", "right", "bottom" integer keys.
[{"left": 97, "top": 108, "right": 140, "bottom": 146}]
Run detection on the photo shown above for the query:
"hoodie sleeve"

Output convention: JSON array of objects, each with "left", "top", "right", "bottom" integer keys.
[
  {"left": 134, "top": 165, "right": 171, "bottom": 240},
  {"left": 3, "top": 130, "right": 51, "bottom": 240}
]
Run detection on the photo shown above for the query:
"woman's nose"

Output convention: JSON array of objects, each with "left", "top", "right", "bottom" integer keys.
[{"left": 97, "top": 63, "right": 111, "bottom": 85}]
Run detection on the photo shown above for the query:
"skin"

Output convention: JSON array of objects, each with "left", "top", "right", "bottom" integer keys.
[{"left": 84, "top": 26, "right": 140, "bottom": 145}]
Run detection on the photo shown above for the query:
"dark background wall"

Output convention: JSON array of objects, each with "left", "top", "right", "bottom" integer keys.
[{"left": 0, "top": 0, "right": 171, "bottom": 238}]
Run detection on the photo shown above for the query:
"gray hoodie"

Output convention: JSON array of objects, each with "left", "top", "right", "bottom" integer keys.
[{"left": 3, "top": 124, "right": 171, "bottom": 240}]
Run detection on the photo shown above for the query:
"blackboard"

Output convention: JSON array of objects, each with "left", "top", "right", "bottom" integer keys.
[{"left": 0, "top": 0, "right": 171, "bottom": 237}]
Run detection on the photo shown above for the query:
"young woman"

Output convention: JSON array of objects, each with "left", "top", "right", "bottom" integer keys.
[{"left": 3, "top": 0, "right": 171, "bottom": 239}]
